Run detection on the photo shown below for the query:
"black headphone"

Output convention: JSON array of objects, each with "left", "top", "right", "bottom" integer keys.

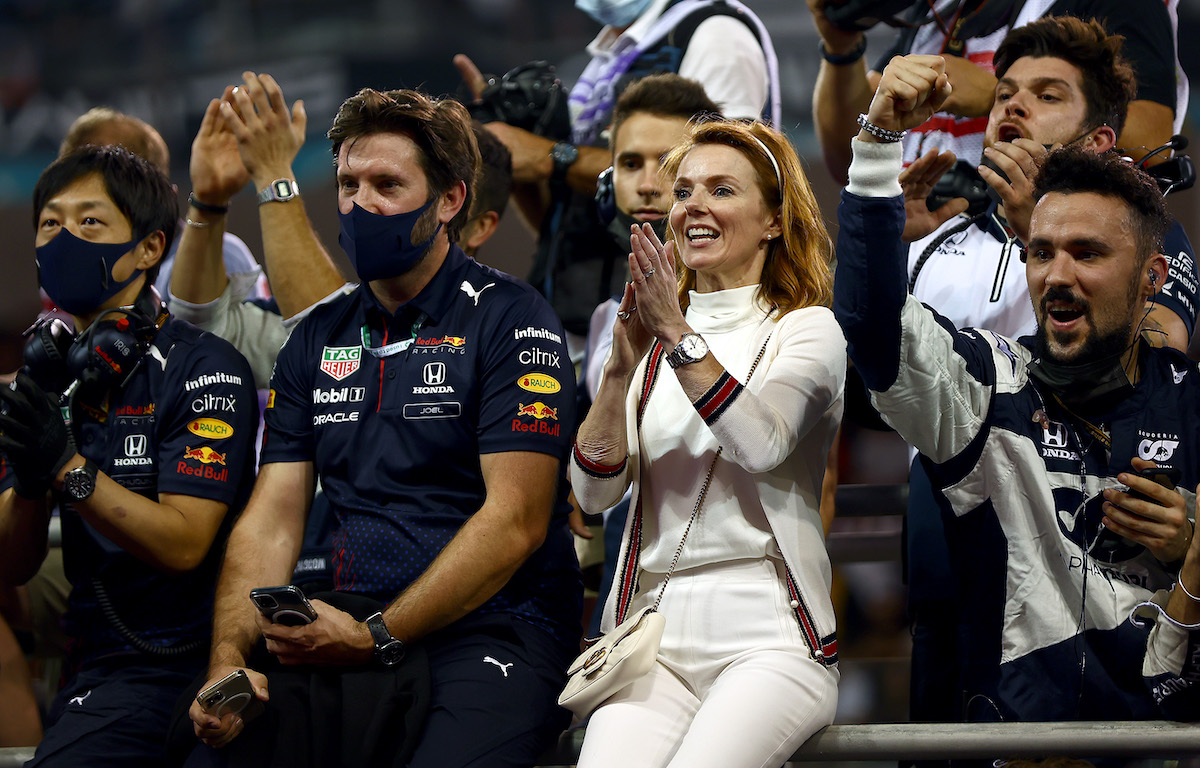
[{"left": 23, "top": 288, "right": 166, "bottom": 393}]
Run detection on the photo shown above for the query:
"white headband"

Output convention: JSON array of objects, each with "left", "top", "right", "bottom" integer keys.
[{"left": 748, "top": 134, "right": 782, "bottom": 190}]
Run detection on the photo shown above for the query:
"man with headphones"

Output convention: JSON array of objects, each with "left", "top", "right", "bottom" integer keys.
[
  {"left": 0, "top": 146, "right": 257, "bottom": 766},
  {"left": 835, "top": 54, "right": 1200, "bottom": 722}
]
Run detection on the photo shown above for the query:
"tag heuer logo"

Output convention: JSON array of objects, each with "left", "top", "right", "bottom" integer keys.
[{"left": 320, "top": 346, "right": 362, "bottom": 381}]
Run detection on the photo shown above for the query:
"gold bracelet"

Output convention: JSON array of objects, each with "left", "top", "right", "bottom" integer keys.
[{"left": 185, "top": 217, "right": 213, "bottom": 229}]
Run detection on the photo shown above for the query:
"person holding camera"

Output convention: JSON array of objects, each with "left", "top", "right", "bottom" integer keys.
[
  {"left": 835, "top": 52, "right": 1200, "bottom": 723},
  {"left": 0, "top": 145, "right": 257, "bottom": 767},
  {"left": 807, "top": 0, "right": 1184, "bottom": 184},
  {"left": 571, "top": 119, "right": 842, "bottom": 767}
]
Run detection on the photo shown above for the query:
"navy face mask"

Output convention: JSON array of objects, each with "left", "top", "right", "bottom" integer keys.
[
  {"left": 338, "top": 200, "right": 443, "bottom": 282},
  {"left": 36, "top": 228, "right": 140, "bottom": 316}
]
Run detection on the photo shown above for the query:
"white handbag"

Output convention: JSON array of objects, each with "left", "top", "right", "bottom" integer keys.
[
  {"left": 558, "top": 336, "right": 772, "bottom": 719},
  {"left": 557, "top": 606, "right": 666, "bottom": 717}
]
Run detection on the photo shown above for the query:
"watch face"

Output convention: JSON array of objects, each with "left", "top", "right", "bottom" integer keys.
[
  {"left": 65, "top": 468, "right": 94, "bottom": 501},
  {"left": 681, "top": 335, "right": 708, "bottom": 360},
  {"left": 378, "top": 640, "right": 405, "bottom": 666},
  {"left": 272, "top": 180, "right": 295, "bottom": 200}
]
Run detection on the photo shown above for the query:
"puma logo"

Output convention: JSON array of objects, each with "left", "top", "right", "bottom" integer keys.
[
  {"left": 69, "top": 690, "right": 91, "bottom": 706},
  {"left": 460, "top": 281, "right": 496, "bottom": 307},
  {"left": 483, "top": 656, "right": 513, "bottom": 677}
]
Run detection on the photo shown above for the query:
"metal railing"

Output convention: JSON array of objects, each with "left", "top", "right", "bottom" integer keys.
[{"left": 13, "top": 485, "right": 1197, "bottom": 765}]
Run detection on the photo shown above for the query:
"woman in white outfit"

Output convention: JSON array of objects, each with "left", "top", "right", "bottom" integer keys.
[{"left": 569, "top": 119, "right": 844, "bottom": 768}]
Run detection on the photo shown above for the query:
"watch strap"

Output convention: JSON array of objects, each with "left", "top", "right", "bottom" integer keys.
[{"left": 365, "top": 611, "right": 405, "bottom": 666}]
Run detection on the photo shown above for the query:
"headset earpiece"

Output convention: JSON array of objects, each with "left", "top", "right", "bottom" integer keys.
[
  {"left": 22, "top": 317, "right": 77, "bottom": 394},
  {"left": 595, "top": 166, "right": 616, "bottom": 226}
]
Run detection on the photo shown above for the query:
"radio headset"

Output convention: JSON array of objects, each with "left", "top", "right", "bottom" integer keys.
[{"left": 22, "top": 287, "right": 167, "bottom": 395}]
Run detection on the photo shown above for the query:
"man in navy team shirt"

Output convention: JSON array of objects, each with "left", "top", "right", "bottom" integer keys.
[
  {"left": 0, "top": 146, "right": 257, "bottom": 766},
  {"left": 189, "top": 75, "right": 581, "bottom": 766}
]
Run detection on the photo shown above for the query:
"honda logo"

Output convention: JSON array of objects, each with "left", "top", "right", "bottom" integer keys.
[
  {"left": 124, "top": 434, "right": 148, "bottom": 457},
  {"left": 1041, "top": 421, "right": 1068, "bottom": 449},
  {"left": 423, "top": 362, "right": 447, "bottom": 386}
]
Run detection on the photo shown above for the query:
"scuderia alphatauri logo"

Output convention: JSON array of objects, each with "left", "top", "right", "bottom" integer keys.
[{"left": 1137, "top": 431, "right": 1180, "bottom": 463}]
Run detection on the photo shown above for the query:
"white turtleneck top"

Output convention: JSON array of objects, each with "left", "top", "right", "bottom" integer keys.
[{"left": 574, "top": 284, "right": 847, "bottom": 578}]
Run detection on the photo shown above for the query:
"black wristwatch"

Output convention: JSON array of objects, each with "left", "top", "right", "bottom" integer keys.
[
  {"left": 61, "top": 459, "right": 98, "bottom": 503},
  {"left": 365, "top": 611, "right": 405, "bottom": 667},
  {"left": 550, "top": 142, "right": 578, "bottom": 184}
]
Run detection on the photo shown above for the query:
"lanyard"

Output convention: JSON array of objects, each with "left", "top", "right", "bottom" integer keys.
[{"left": 360, "top": 312, "right": 427, "bottom": 359}]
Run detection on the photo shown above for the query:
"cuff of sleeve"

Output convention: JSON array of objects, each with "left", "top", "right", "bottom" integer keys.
[
  {"left": 282, "top": 283, "right": 357, "bottom": 329},
  {"left": 170, "top": 268, "right": 262, "bottom": 328},
  {"left": 847, "top": 139, "right": 904, "bottom": 199},
  {"left": 694, "top": 371, "right": 743, "bottom": 426},
  {"left": 572, "top": 443, "right": 627, "bottom": 479}
]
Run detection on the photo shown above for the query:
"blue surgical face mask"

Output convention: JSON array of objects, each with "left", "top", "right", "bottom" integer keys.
[
  {"left": 338, "top": 200, "right": 443, "bottom": 283},
  {"left": 575, "top": 0, "right": 654, "bottom": 27},
  {"left": 36, "top": 228, "right": 140, "bottom": 316}
]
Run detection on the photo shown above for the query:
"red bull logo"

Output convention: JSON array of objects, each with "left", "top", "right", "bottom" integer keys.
[
  {"left": 415, "top": 335, "right": 468, "bottom": 349},
  {"left": 182, "top": 446, "right": 227, "bottom": 465},
  {"left": 516, "top": 402, "right": 558, "bottom": 420},
  {"left": 178, "top": 446, "right": 229, "bottom": 481}
]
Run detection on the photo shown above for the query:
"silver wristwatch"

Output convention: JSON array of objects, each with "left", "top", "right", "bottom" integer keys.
[
  {"left": 257, "top": 178, "right": 300, "bottom": 205},
  {"left": 665, "top": 333, "right": 709, "bottom": 369}
]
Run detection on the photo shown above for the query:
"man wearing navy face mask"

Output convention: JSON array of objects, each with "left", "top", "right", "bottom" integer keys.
[
  {"left": 0, "top": 146, "right": 256, "bottom": 766},
  {"left": 189, "top": 80, "right": 580, "bottom": 767}
]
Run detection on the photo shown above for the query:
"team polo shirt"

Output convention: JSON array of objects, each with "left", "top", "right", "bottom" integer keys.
[
  {"left": 262, "top": 246, "right": 581, "bottom": 641},
  {"left": 1, "top": 316, "right": 257, "bottom": 662}
]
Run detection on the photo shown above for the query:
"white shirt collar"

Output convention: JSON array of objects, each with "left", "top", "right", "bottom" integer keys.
[{"left": 584, "top": 0, "right": 673, "bottom": 57}]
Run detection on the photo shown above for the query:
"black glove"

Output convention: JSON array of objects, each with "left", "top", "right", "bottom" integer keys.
[{"left": 0, "top": 372, "right": 75, "bottom": 499}]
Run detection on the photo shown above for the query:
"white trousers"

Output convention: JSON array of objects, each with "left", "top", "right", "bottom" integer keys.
[{"left": 578, "top": 558, "right": 839, "bottom": 768}]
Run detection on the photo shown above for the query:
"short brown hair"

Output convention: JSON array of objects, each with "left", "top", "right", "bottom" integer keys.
[
  {"left": 328, "top": 89, "right": 479, "bottom": 244},
  {"left": 994, "top": 15, "right": 1136, "bottom": 138},
  {"left": 60, "top": 107, "right": 171, "bottom": 172},
  {"left": 1034, "top": 145, "right": 1168, "bottom": 264},
  {"left": 611, "top": 74, "right": 721, "bottom": 153},
  {"left": 661, "top": 120, "right": 833, "bottom": 315}
]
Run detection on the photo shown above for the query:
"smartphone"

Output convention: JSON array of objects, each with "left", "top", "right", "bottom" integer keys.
[
  {"left": 1128, "top": 466, "right": 1182, "bottom": 503},
  {"left": 196, "top": 669, "right": 263, "bottom": 722},
  {"left": 249, "top": 585, "right": 318, "bottom": 626}
]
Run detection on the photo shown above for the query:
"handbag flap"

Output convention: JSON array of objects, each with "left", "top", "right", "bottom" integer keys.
[{"left": 566, "top": 607, "right": 657, "bottom": 676}]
